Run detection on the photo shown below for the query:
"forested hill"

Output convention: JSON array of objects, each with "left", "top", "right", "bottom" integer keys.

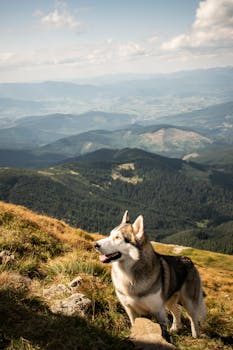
[{"left": 0, "top": 148, "right": 232, "bottom": 254}]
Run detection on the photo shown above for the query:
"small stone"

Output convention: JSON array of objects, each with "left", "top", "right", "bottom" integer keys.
[
  {"left": 51, "top": 293, "right": 91, "bottom": 316},
  {"left": 70, "top": 276, "right": 82, "bottom": 288},
  {"left": 43, "top": 284, "right": 71, "bottom": 298},
  {"left": 130, "top": 318, "right": 177, "bottom": 350},
  {"left": 0, "top": 250, "right": 15, "bottom": 264}
]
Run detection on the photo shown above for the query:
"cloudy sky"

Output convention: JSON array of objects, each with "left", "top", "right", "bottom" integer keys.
[{"left": 0, "top": 0, "right": 233, "bottom": 82}]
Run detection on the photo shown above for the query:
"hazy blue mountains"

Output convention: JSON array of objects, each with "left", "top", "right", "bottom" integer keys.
[
  {"left": 0, "top": 67, "right": 233, "bottom": 125},
  {"left": 155, "top": 101, "right": 233, "bottom": 144},
  {"left": 0, "top": 111, "right": 134, "bottom": 149},
  {"left": 0, "top": 99, "right": 232, "bottom": 168}
]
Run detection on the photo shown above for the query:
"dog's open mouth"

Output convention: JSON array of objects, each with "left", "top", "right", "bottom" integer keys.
[{"left": 99, "top": 252, "right": 122, "bottom": 263}]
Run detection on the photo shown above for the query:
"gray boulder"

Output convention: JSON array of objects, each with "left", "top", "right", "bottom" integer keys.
[
  {"left": 51, "top": 293, "right": 91, "bottom": 316},
  {"left": 43, "top": 284, "right": 71, "bottom": 299}
]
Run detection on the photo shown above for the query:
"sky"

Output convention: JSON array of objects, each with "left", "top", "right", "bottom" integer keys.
[{"left": 0, "top": 0, "right": 233, "bottom": 82}]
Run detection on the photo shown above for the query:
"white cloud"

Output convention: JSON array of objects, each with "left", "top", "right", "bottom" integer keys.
[
  {"left": 146, "top": 35, "right": 160, "bottom": 44},
  {"left": 0, "top": 40, "right": 148, "bottom": 73},
  {"left": 39, "top": 2, "right": 81, "bottom": 29},
  {"left": 162, "top": 0, "right": 233, "bottom": 52},
  {"left": 118, "top": 42, "right": 149, "bottom": 59},
  {"left": 41, "top": 9, "right": 80, "bottom": 29}
]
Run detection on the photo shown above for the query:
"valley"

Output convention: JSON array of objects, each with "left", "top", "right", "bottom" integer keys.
[{"left": 1, "top": 67, "right": 233, "bottom": 124}]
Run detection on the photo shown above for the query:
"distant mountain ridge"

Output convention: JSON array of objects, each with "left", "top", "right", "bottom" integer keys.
[
  {"left": 0, "top": 81, "right": 99, "bottom": 100},
  {"left": 0, "top": 100, "right": 232, "bottom": 168},
  {"left": 155, "top": 100, "right": 233, "bottom": 144},
  {"left": 0, "top": 67, "right": 232, "bottom": 100},
  {"left": 0, "top": 67, "right": 233, "bottom": 130},
  {"left": 0, "top": 111, "right": 134, "bottom": 149},
  {"left": 38, "top": 124, "right": 212, "bottom": 159}
]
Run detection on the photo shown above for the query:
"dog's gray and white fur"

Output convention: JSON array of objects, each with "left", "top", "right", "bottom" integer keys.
[{"left": 95, "top": 211, "right": 206, "bottom": 338}]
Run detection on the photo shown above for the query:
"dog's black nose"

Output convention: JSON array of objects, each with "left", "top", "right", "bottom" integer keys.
[{"left": 94, "top": 242, "right": 100, "bottom": 249}]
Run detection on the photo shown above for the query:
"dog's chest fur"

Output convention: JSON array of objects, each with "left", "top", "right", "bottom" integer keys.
[{"left": 111, "top": 262, "right": 163, "bottom": 314}]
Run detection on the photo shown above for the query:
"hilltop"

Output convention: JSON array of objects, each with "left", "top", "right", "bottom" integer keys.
[
  {"left": 0, "top": 148, "right": 232, "bottom": 254},
  {"left": 0, "top": 201, "right": 232, "bottom": 350}
]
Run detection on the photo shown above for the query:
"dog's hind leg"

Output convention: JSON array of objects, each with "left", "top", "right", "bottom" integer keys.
[
  {"left": 187, "top": 307, "right": 200, "bottom": 338},
  {"left": 181, "top": 297, "right": 200, "bottom": 338},
  {"left": 166, "top": 295, "right": 181, "bottom": 332},
  {"left": 180, "top": 268, "right": 204, "bottom": 338}
]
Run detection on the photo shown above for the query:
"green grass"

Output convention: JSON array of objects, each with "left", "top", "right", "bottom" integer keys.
[{"left": 180, "top": 247, "right": 233, "bottom": 271}]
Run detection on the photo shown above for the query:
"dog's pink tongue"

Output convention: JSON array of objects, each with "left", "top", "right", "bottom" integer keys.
[{"left": 99, "top": 255, "right": 109, "bottom": 263}]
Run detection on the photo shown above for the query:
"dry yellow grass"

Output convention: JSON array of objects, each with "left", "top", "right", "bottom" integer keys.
[{"left": 0, "top": 201, "right": 233, "bottom": 350}]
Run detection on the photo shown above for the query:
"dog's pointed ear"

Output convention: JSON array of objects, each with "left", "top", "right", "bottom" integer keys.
[
  {"left": 121, "top": 210, "right": 130, "bottom": 224},
  {"left": 132, "top": 215, "right": 144, "bottom": 240}
]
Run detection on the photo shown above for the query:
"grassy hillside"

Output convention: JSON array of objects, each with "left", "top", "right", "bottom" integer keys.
[
  {"left": 0, "top": 201, "right": 232, "bottom": 350},
  {"left": 0, "top": 148, "right": 232, "bottom": 254}
]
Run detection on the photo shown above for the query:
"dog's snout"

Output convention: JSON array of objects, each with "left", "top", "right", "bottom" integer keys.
[{"left": 94, "top": 242, "right": 101, "bottom": 249}]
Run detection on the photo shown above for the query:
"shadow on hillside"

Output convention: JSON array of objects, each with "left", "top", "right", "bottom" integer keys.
[{"left": 0, "top": 288, "right": 133, "bottom": 350}]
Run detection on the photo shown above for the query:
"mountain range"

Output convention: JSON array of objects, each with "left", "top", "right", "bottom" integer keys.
[
  {"left": 0, "top": 67, "right": 233, "bottom": 124},
  {"left": 1, "top": 67, "right": 233, "bottom": 101},
  {"left": 0, "top": 100, "right": 232, "bottom": 168},
  {"left": 0, "top": 148, "right": 232, "bottom": 254},
  {"left": 0, "top": 67, "right": 233, "bottom": 255},
  {"left": 0, "top": 111, "right": 134, "bottom": 149},
  {"left": 38, "top": 124, "right": 212, "bottom": 159},
  {"left": 155, "top": 100, "right": 233, "bottom": 143}
]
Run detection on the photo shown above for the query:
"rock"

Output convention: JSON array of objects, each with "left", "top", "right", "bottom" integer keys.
[
  {"left": 172, "top": 245, "right": 188, "bottom": 254},
  {"left": 51, "top": 293, "right": 91, "bottom": 316},
  {"left": 130, "top": 318, "right": 177, "bottom": 350},
  {"left": 70, "top": 276, "right": 82, "bottom": 288},
  {"left": 43, "top": 284, "right": 71, "bottom": 299}
]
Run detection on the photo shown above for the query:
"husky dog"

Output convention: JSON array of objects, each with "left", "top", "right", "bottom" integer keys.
[{"left": 95, "top": 211, "right": 206, "bottom": 338}]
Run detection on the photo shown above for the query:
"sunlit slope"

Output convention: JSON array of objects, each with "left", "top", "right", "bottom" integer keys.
[{"left": 0, "top": 201, "right": 232, "bottom": 350}]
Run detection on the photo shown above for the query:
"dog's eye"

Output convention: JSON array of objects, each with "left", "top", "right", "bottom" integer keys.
[{"left": 124, "top": 237, "right": 130, "bottom": 243}]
